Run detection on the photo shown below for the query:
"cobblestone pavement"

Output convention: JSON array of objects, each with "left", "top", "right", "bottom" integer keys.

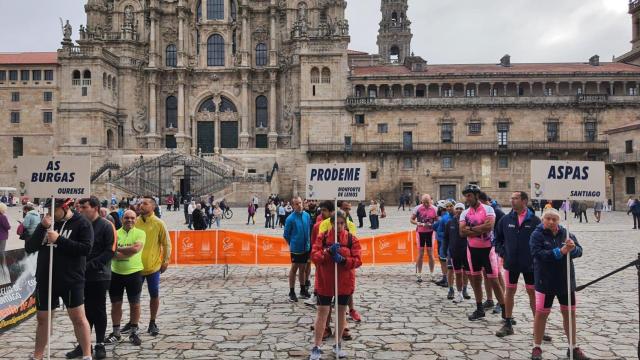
[{"left": 1, "top": 208, "right": 638, "bottom": 359}]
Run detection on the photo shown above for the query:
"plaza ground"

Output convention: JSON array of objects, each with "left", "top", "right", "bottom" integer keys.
[{"left": 1, "top": 207, "right": 638, "bottom": 359}]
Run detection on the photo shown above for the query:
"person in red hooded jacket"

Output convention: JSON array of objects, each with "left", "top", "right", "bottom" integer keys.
[{"left": 309, "top": 210, "right": 362, "bottom": 360}]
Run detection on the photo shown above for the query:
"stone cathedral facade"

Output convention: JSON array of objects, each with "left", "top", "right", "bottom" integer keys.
[{"left": 2, "top": 0, "right": 640, "bottom": 207}]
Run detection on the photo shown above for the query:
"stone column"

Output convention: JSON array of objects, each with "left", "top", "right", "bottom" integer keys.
[
  {"left": 241, "top": 3, "right": 250, "bottom": 67},
  {"left": 269, "top": 6, "right": 278, "bottom": 66},
  {"left": 146, "top": 75, "right": 160, "bottom": 148},
  {"left": 214, "top": 114, "right": 221, "bottom": 153},
  {"left": 503, "top": 83, "right": 507, "bottom": 96},
  {"left": 178, "top": 8, "right": 184, "bottom": 67},
  {"left": 425, "top": 83, "right": 429, "bottom": 98},
  {"left": 268, "top": 71, "right": 278, "bottom": 149},
  {"left": 176, "top": 76, "right": 187, "bottom": 150},
  {"left": 239, "top": 71, "right": 250, "bottom": 148},
  {"left": 149, "top": 13, "right": 157, "bottom": 67}
]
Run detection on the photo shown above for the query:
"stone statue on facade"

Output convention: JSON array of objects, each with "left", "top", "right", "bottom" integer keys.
[
  {"left": 60, "top": 19, "right": 73, "bottom": 44},
  {"left": 124, "top": 5, "right": 134, "bottom": 26}
]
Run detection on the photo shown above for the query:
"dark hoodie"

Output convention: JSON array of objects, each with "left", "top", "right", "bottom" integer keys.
[
  {"left": 494, "top": 208, "right": 541, "bottom": 274},
  {"left": 529, "top": 223, "right": 582, "bottom": 294},
  {"left": 85, "top": 217, "right": 116, "bottom": 282},
  {"left": 26, "top": 211, "right": 93, "bottom": 288}
]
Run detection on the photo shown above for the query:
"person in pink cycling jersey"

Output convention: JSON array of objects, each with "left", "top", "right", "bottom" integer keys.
[{"left": 410, "top": 194, "right": 439, "bottom": 283}]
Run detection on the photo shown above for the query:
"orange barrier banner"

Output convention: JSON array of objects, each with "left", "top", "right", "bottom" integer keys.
[{"left": 167, "top": 230, "right": 439, "bottom": 266}]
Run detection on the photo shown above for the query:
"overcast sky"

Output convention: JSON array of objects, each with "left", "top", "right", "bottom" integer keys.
[{"left": 0, "top": 0, "right": 632, "bottom": 64}]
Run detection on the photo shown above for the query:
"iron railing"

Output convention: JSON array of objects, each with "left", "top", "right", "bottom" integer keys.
[
  {"left": 608, "top": 151, "right": 640, "bottom": 164},
  {"left": 307, "top": 141, "right": 609, "bottom": 153}
]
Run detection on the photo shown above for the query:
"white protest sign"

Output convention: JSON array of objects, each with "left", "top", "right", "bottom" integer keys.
[
  {"left": 306, "top": 163, "right": 366, "bottom": 200},
  {"left": 17, "top": 155, "right": 91, "bottom": 198},
  {"left": 530, "top": 160, "right": 606, "bottom": 201}
]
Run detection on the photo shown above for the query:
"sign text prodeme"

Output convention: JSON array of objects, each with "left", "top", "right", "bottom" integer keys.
[
  {"left": 17, "top": 156, "right": 91, "bottom": 198},
  {"left": 306, "top": 163, "right": 367, "bottom": 200},
  {"left": 530, "top": 160, "right": 605, "bottom": 201}
]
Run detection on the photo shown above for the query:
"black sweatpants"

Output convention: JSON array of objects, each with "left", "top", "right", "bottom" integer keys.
[{"left": 85, "top": 280, "right": 110, "bottom": 343}]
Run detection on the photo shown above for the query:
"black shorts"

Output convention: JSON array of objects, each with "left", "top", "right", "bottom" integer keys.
[
  {"left": 466, "top": 247, "right": 500, "bottom": 278},
  {"left": 290, "top": 252, "right": 310, "bottom": 264},
  {"left": 317, "top": 294, "right": 351, "bottom": 306},
  {"left": 504, "top": 269, "right": 535, "bottom": 290},
  {"left": 451, "top": 254, "right": 470, "bottom": 273},
  {"left": 418, "top": 232, "right": 433, "bottom": 248},
  {"left": 109, "top": 271, "right": 144, "bottom": 304},
  {"left": 35, "top": 284, "right": 84, "bottom": 311},
  {"left": 535, "top": 291, "right": 576, "bottom": 313}
]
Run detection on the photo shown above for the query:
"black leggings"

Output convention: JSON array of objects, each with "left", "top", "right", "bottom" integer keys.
[
  {"left": 633, "top": 213, "right": 640, "bottom": 228},
  {"left": 85, "top": 280, "right": 110, "bottom": 343}
]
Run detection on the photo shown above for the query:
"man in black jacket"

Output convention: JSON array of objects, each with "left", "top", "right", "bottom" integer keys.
[
  {"left": 65, "top": 197, "right": 116, "bottom": 359},
  {"left": 26, "top": 198, "right": 94, "bottom": 360}
]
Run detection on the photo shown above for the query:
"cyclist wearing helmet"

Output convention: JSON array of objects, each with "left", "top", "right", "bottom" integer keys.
[{"left": 459, "top": 184, "right": 505, "bottom": 321}]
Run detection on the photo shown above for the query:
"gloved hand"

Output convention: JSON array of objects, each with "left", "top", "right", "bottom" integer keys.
[
  {"left": 332, "top": 251, "right": 345, "bottom": 264},
  {"left": 329, "top": 243, "right": 341, "bottom": 255}
]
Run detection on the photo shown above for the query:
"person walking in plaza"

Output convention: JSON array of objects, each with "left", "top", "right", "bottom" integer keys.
[
  {"left": 593, "top": 200, "right": 604, "bottom": 223},
  {"left": 246, "top": 201, "right": 256, "bottom": 225},
  {"left": 577, "top": 201, "right": 588, "bottom": 223},
  {"left": 269, "top": 201, "right": 277, "bottom": 229},
  {"left": 187, "top": 201, "right": 196, "bottom": 229},
  {"left": 212, "top": 204, "right": 223, "bottom": 228},
  {"left": 560, "top": 200, "right": 570, "bottom": 221},
  {"left": 410, "top": 194, "right": 438, "bottom": 283},
  {"left": 191, "top": 203, "right": 207, "bottom": 230},
  {"left": 105, "top": 210, "right": 146, "bottom": 347},
  {"left": 278, "top": 202, "right": 287, "bottom": 228},
  {"left": 26, "top": 198, "right": 94, "bottom": 360},
  {"left": 397, "top": 193, "right": 405, "bottom": 211},
  {"left": 136, "top": 197, "right": 171, "bottom": 337},
  {"left": 21, "top": 203, "right": 41, "bottom": 240},
  {"left": 309, "top": 210, "right": 362, "bottom": 360},
  {"left": 66, "top": 197, "right": 116, "bottom": 360},
  {"left": 529, "top": 208, "right": 590, "bottom": 360},
  {"left": 284, "top": 197, "right": 312, "bottom": 302},
  {"left": 628, "top": 198, "right": 640, "bottom": 229},
  {"left": 368, "top": 200, "right": 380, "bottom": 230},
  {"left": 459, "top": 184, "right": 505, "bottom": 322},
  {"left": 0, "top": 203, "right": 10, "bottom": 257},
  {"left": 165, "top": 195, "right": 173, "bottom": 213},
  {"left": 356, "top": 201, "right": 366, "bottom": 228},
  {"left": 443, "top": 202, "right": 471, "bottom": 303}
]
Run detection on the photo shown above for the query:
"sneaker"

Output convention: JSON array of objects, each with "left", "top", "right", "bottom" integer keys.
[
  {"left": 495, "top": 323, "right": 514, "bottom": 337},
  {"left": 309, "top": 346, "right": 322, "bottom": 360},
  {"left": 300, "top": 287, "right": 311, "bottom": 299},
  {"left": 438, "top": 279, "right": 449, "bottom": 288},
  {"left": 147, "top": 322, "right": 159, "bottom": 336},
  {"left": 453, "top": 292, "right": 464, "bottom": 303},
  {"left": 120, "top": 322, "right": 133, "bottom": 334},
  {"left": 502, "top": 318, "right": 517, "bottom": 326},
  {"left": 94, "top": 344, "right": 106, "bottom": 360},
  {"left": 462, "top": 288, "right": 471, "bottom": 299},
  {"left": 493, "top": 303, "right": 502, "bottom": 314},
  {"left": 567, "top": 347, "right": 591, "bottom": 360},
  {"left": 447, "top": 288, "right": 455, "bottom": 300},
  {"left": 333, "top": 344, "right": 347, "bottom": 358},
  {"left": 416, "top": 274, "right": 423, "bottom": 283},
  {"left": 289, "top": 291, "right": 299, "bottom": 303},
  {"left": 349, "top": 309, "right": 362, "bottom": 322},
  {"left": 65, "top": 345, "right": 83, "bottom": 359},
  {"left": 531, "top": 346, "right": 543, "bottom": 360},
  {"left": 28, "top": 354, "right": 43, "bottom": 360},
  {"left": 304, "top": 295, "right": 317, "bottom": 308},
  {"left": 482, "top": 300, "right": 495, "bottom": 310},
  {"left": 129, "top": 332, "right": 142, "bottom": 346},
  {"left": 468, "top": 309, "right": 486, "bottom": 321},
  {"left": 104, "top": 333, "right": 122, "bottom": 345},
  {"left": 543, "top": 334, "right": 552, "bottom": 342},
  {"left": 342, "top": 328, "right": 353, "bottom": 341}
]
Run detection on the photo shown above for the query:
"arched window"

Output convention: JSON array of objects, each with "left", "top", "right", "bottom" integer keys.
[
  {"left": 230, "top": 0, "right": 237, "bottom": 21},
  {"left": 83, "top": 70, "right": 91, "bottom": 79},
  {"left": 107, "top": 75, "right": 112, "bottom": 89},
  {"left": 321, "top": 67, "right": 331, "bottom": 84},
  {"left": 390, "top": 45, "right": 400, "bottom": 63},
  {"left": 256, "top": 43, "right": 267, "bottom": 67},
  {"left": 199, "top": 97, "right": 216, "bottom": 112},
  {"left": 166, "top": 44, "right": 177, "bottom": 67},
  {"left": 102, "top": 73, "right": 107, "bottom": 88},
  {"left": 112, "top": 77, "right": 116, "bottom": 92},
  {"left": 256, "top": 96, "right": 268, "bottom": 128},
  {"left": 72, "top": 70, "right": 81, "bottom": 80},
  {"left": 196, "top": 0, "right": 202, "bottom": 22},
  {"left": 207, "top": 34, "right": 225, "bottom": 66},
  {"left": 207, "top": 0, "right": 224, "bottom": 20},
  {"left": 310, "top": 67, "right": 319, "bottom": 84},
  {"left": 220, "top": 96, "right": 237, "bottom": 112},
  {"left": 166, "top": 96, "right": 178, "bottom": 128},
  {"left": 391, "top": 11, "right": 398, "bottom": 22},
  {"left": 106, "top": 129, "right": 114, "bottom": 149}
]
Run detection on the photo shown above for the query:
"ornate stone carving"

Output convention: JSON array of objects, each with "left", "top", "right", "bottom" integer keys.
[
  {"left": 252, "top": 25, "right": 269, "bottom": 42},
  {"left": 133, "top": 107, "right": 148, "bottom": 133},
  {"left": 61, "top": 19, "right": 73, "bottom": 42},
  {"left": 124, "top": 5, "right": 135, "bottom": 27}
]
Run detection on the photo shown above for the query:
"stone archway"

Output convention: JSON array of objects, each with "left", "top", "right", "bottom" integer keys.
[{"left": 195, "top": 95, "right": 239, "bottom": 154}]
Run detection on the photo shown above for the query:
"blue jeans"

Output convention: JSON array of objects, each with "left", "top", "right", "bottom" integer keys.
[{"left": 214, "top": 217, "right": 221, "bottom": 228}]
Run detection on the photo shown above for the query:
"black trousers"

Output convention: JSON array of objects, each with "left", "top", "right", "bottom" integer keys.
[
  {"left": 358, "top": 215, "right": 364, "bottom": 228},
  {"left": 579, "top": 211, "right": 588, "bottom": 223},
  {"left": 85, "top": 280, "right": 110, "bottom": 343},
  {"left": 633, "top": 214, "right": 640, "bottom": 228}
]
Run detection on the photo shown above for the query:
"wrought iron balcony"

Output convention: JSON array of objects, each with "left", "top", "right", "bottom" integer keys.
[
  {"left": 307, "top": 141, "right": 609, "bottom": 154},
  {"left": 608, "top": 151, "right": 640, "bottom": 164}
]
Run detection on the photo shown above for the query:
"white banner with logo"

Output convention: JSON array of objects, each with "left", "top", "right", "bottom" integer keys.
[
  {"left": 17, "top": 156, "right": 91, "bottom": 198},
  {"left": 305, "top": 163, "right": 367, "bottom": 200},
  {"left": 530, "top": 160, "right": 606, "bottom": 201}
]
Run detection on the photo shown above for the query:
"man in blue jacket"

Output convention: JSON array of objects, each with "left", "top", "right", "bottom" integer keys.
[
  {"left": 494, "top": 191, "right": 544, "bottom": 338},
  {"left": 529, "top": 208, "right": 590, "bottom": 360},
  {"left": 284, "top": 196, "right": 312, "bottom": 303}
]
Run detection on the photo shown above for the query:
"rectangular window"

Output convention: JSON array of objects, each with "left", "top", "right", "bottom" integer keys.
[
  {"left": 403, "top": 157, "right": 413, "bottom": 169},
  {"left": 11, "top": 92, "right": 19, "bottom": 102},
  {"left": 255, "top": 134, "right": 268, "bottom": 148},
  {"left": 626, "top": 177, "right": 636, "bottom": 195},
  {"left": 441, "top": 123, "right": 453, "bottom": 143},
  {"left": 547, "top": 122, "right": 559, "bottom": 142},
  {"left": 443, "top": 89, "right": 453, "bottom": 97},
  {"left": 32, "top": 70, "right": 41, "bottom": 81},
  {"left": 9, "top": 70, "right": 18, "bottom": 81},
  {"left": 43, "top": 111, "right": 53, "bottom": 124},
  {"left": 416, "top": 88, "right": 425, "bottom": 97},
  {"left": 368, "top": 89, "right": 377, "bottom": 98},
  {"left": 10, "top": 111, "right": 20, "bottom": 123},
  {"left": 82, "top": 87, "right": 88, "bottom": 96},
  {"left": 165, "top": 135, "right": 177, "bottom": 149},
  {"left": 370, "top": 171, "right": 378, "bottom": 180},
  {"left": 12, "top": 137, "right": 23, "bottom": 158},
  {"left": 584, "top": 121, "right": 597, "bottom": 142},
  {"left": 490, "top": 88, "right": 498, "bottom": 97},
  {"left": 44, "top": 70, "right": 54, "bottom": 81},
  {"left": 466, "top": 89, "right": 476, "bottom": 97},
  {"left": 625, "top": 140, "right": 633, "bottom": 153},
  {"left": 44, "top": 91, "right": 53, "bottom": 102},
  {"left": 20, "top": 70, "right": 29, "bottom": 81},
  {"left": 207, "top": 0, "right": 224, "bottom": 20},
  {"left": 377, "top": 123, "right": 388, "bottom": 133},
  {"left": 355, "top": 114, "right": 365, "bottom": 125},
  {"left": 497, "top": 123, "right": 509, "bottom": 146},
  {"left": 576, "top": 87, "right": 583, "bottom": 95},
  {"left": 629, "top": 87, "right": 637, "bottom": 96},
  {"left": 81, "top": 137, "right": 88, "bottom": 145},
  {"left": 344, "top": 136, "right": 352, "bottom": 151},
  {"left": 442, "top": 156, "right": 453, "bottom": 169},
  {"left": 468, "top": 122, "right": 481, "bottom": 135},
  {"left": 498, "top": 155, "right": 509, "bottom": 169},
  {"left": 498, "top": 181, "right": 509, "bottom": 189},
  {"left": 0, "top": 70, "right": 6, "bottom": 81},
  {"left": 544, "top": 88, "right": 554, "bottom": 96}
]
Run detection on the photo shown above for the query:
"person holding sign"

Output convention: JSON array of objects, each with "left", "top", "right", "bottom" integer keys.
[
  {"left": 410, "top": 194, "right": 439, "bottom": 283},
  {"left": 529, "top": 208, "right": 589, "bottom": 360},
  {"left": 309, "top": 210, "right": 362, "bottom": 360},
  {"left": 26, "top": 198, "right": 94, "bottom": 360}
]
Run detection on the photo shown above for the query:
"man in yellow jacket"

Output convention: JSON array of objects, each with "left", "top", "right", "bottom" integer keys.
[{"left": 136, "top": 197, "right": 171, "bottom": 337}]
